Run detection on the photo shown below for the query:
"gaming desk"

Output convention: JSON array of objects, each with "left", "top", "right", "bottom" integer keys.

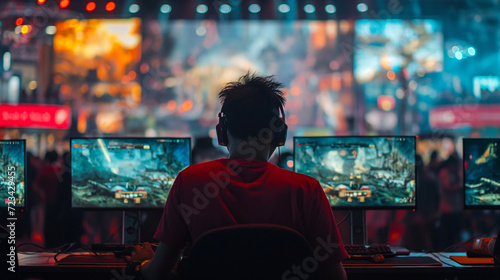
[{"left": 19, "top": 252, "right": 496, "bottom": 280}]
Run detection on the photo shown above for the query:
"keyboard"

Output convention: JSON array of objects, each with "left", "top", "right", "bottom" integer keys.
[{"left": 345, "top": 244, "right": 396, "bottom": 258}]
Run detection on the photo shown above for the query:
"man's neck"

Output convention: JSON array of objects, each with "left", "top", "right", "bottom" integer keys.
[{"left": 227, "top": 140, "right": 272, "bottom": 162}]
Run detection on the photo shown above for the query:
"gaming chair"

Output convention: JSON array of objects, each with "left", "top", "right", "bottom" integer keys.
[{"left": 182, "top": 224, "right": 319, "bottom": 280}]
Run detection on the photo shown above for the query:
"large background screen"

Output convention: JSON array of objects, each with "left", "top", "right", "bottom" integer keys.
[
  {"left": 463, "top": 138, "right": 500, "bottom": 208},
  {"left": 294, "top": 136, "right": 416, "bottom": 208},
  {"left": 71, "top": 138, "right": 190, "bottom": 208},
  {"left": 55, "top": 19, "right": 355, "bottom": 139}
]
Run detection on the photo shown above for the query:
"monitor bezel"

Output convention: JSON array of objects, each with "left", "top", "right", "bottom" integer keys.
[
  {"left": 0, "top": 139, "right": 27, "bottom": 210},
  {"left": 293, "top": 136, "right": 417, "bottom": 210},
  {"left": 463, "top": 138, "right": 500, "bottom": 210},
  {"left": 70, "top": 137, "right": 191, "bottom": 210}
]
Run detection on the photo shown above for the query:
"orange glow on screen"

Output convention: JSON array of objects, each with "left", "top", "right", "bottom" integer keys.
[{"left": 54, "top": 18, "right": 141, "bottom": 103}]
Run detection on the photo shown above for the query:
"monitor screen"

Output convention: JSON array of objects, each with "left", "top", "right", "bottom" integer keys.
[
  {"left": 71, "top": 138, "right": 190, "bottom": 209},
  {"left": 463, "top": 138, "right": 500, "bottom": 208},
  {"left": 294, "top": 136, "right": 416, "bottom": 209},
  {"left": 0, "top": 140, "right": 26, "bottom": 208}
]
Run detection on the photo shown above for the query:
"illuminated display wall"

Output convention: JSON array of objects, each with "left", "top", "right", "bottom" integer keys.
[{"left": 54, "top": 20, "right": 355, "bottom": 142}]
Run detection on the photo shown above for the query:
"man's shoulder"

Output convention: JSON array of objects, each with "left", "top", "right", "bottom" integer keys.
[
  {"left": 269, "top": 167, "right": 323, "bottom": 192},
  {"left": 180, "top": 159, "right": 224, "bottom": 174},
  {"left": 272, "top": 167, "right": 318, "bottom": 182}
]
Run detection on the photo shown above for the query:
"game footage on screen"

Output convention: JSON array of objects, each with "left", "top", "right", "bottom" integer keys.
[
  {"left": 0, "top": 141, "right": 26, "bottom": 208},
  {"left": 464, "top": 139, "right": 500, "bottom": 207},
  {"left": 71, "top": 138, "right": 190, "bottom": 208},
  {"left": 295, "top": 137, "right": 416, "bottom": 208}
]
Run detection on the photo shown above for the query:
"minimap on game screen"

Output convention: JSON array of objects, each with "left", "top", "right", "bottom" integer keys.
[
  {"left": 0, "top": 140, "right": 26, "bottom": 208},
  {"left": 464, "top": 139, "right": 500, "bottom": 207},
  {"left": 294, "top": 137, "right": 416, "bottom": 208},
  {"left": 71, "top": 138, "right": 190, "bottom": 208}
]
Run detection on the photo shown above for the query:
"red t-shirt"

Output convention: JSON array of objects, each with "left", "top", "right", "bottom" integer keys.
[{"left": 154, "top": 158, "right": 348, "bottom": 265}]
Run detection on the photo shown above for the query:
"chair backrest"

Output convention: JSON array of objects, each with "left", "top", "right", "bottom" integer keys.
[{"left": 183, "top": 224, "right": 319, "bottom": 280}]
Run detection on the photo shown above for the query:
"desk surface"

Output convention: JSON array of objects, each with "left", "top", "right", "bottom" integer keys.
[{"left": 19, "top": 252, "right": 497, "bottom": 280}]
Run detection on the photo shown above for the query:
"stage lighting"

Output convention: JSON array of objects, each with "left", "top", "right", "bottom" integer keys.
[
  {"left": 21, "top": 25, "right": 31, "bottom": 35},
  {"left": 60, "top": 0, "right": 70, "bottom": 9},
  {"left": 325, "top": 4, "right": 336, "bottom": 14},
  {"left": 219, "top": 4, "right": 231, "bottom": 14},
  {"left": 160, "top": 4, "right": 172, "bottom": 13},
  {"left": 37, "top": 0, "right": 46, "bottom": 4},
  {"left": 278, "top": 4, "right": 290, "bottom": 13},
  {"left": 468, "top": 47, "right": 476, "bottom": 56},
  {"left": 304, "top": 4, "right": 315, "bottom": 13},
  {"left": 357, "top": 3, "right": 368, "bottom": 12},
  {"left": 86, "top": 2, "right": 96, "bottom": 12},
  {"left": 105, "top": 2, "right": 116, "bottom": 12},
  {"left": 197, "top": 4, "right": 208, "bottom": 14},
  {"left": 15, "top": 18, "right": 23, "bottom": 26},
  {"left": 455, "top": 52, "right": 463, "bottom": 60},
  {"left": 45, "top": 25, "right": 57, "bottom": 35},
  {"left": 129, "top": 4, "right": 140, "bottom": 13},
  {"left": 249, "top": 4, "right": 261, "bottom": 13}
]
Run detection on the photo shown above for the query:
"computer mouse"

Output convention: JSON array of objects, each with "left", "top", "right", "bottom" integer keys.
[
  {"left": 114, "top": 247, "right": 136, "bottom": 258},
  {"left": 371, "top": 254, "right": 385, "bottom": 263}
]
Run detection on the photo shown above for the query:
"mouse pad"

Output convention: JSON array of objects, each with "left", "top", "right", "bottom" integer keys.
[
  {"left": 450, "top": 256, "right": 494, "bottom": 265},
  {"left": 57, "top": 255, "right": 127, "bottom": 265},
  {"left": 343, "top": 256, "right": 442, "bottom": 266}
]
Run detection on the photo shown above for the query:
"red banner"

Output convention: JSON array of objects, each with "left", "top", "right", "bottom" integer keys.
[
  {"left": 0, "top": 104, "right": 71, "bottom": 129},
  {"left": 429, "top": 105, "right": 500, "bottom": 128}
]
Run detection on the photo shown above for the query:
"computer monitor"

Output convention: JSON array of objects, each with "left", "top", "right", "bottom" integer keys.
[
  {"left": 463, "top": 138, "right": 500, "bottom": 209},
  {"left": 0, "top": 140, "right": 26, "bottom": 208},
  {"left": 71, "top": 138, "right": 191, "bottom": 209},
  {"left": 294, "top": 136, "right": 416, "bottom": 209}
]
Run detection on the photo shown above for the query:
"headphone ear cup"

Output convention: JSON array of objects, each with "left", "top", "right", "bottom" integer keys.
[
  {"left": 216, "top": 122, "right": 228, "bottom": 146},
  {"left": 272, "top": 119, "right": 288, "bottom": 147}
]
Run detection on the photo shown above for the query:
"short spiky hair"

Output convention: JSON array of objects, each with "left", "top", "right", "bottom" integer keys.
[{"left": 218, "top": 73, "right": 286, "bottom": 140}]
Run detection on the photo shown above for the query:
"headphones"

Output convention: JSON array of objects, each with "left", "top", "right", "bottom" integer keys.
[{"left": 216, "top": 105, "right": 288, "bottom": 147}]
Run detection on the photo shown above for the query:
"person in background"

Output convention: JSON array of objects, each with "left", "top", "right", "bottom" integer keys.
[
  {"left": 402, "top": 154, "right": 440, "bottom": 251},
  {"left": 437, "top": 152, "right": 464, "bottom": 250},
  {"left": 33, "top": 151, "right": 62, "bottom": 248}
]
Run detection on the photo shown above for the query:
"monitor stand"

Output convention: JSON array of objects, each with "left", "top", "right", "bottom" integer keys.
[
  {"left": 122, "top": 210, "right": 141, "bottom": 244},
  {"left": 350, "top": 210, "right": 367, "bottom": 245},
  {"left": 91, "top": 211, "right": 141, "bottom": 252}
]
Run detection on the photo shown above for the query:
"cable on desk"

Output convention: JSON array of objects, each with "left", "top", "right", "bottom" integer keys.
[
  {"left": 441, "top": 234, "right": 484, "bottom": 252},
  {"left": 430, "top": 252, "right": 457, "bottom": 267},
  {"left": 17, "top": 242, "right": 46, "bottom": 252},
  {"left": 336, "top": 211, "right": 351, "bottom": 227},
  {"left": 53, "top": 242, "right": 99, "bottom": 263}
]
